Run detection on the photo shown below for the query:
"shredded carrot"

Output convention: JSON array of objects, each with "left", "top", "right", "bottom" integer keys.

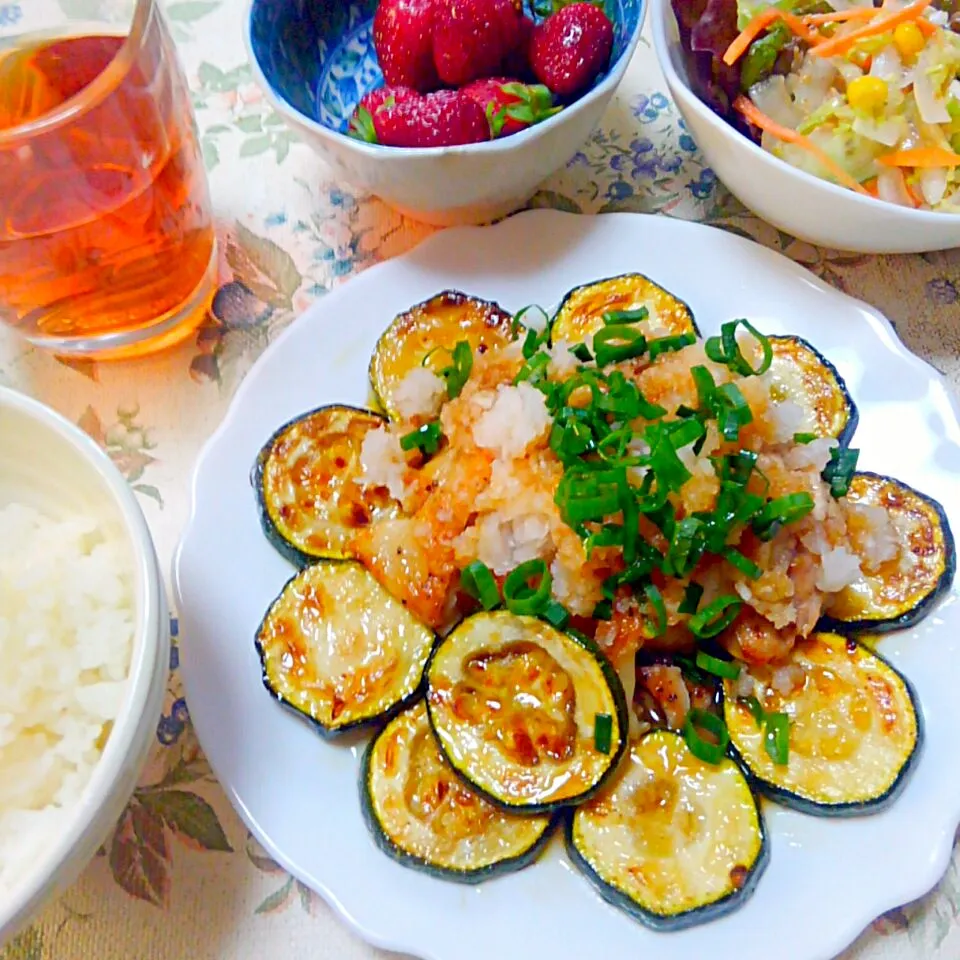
[
  {"left": 863, "top": 177, "right": 880, "bottom": 197},
  {"left": 723, "top": 8, "right": 818, "bottom": 66},
  {"left": 802, "top": 8, "right": 878, "bottom": 24},
  {"left": 916, "top": 16, "right": 938, "bottom": 35},
  {"left": 733, "top": 95, "right": 873, "bottom": 195},
  {"left": 878, "top": 147, "right": 960, "bottom": 168},
  {"left": 906, "top": 181, "right": 924, "bottom": 207},
  {"left": 811, "top": 0, "right": 933, "bottom": 58}
]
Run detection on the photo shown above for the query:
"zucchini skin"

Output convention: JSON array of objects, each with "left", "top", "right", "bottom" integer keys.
[
  {"left": 255, "top": 562, "right": 436, "bottom": 740},
  {"left": 723, "top": 639, "right": 924, "bottom": 816},
  {"left": 424, "top": 619, "right": 630, "bottom": 816},
  {"left": 820, "top": 472, "right": 956, "bottom": 635},
  {"left": 251, "top": 403, "right": 390, "bottom": 568},
  {"left": 359, "top": 706, "right": 559, "bottom": 883},
  {"left": 564, "top": 732, "right": 769, "bottom": 931},
  {"left": 549, "top": 272, "right": 701, "bottom": 346},
  {"left": 769, "top": 334, "right": 859, "bottom": 447}
]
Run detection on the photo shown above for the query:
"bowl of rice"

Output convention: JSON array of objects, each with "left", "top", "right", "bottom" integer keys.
[{"left": 0, "top": 386, "right": 167, "bottom": 947}]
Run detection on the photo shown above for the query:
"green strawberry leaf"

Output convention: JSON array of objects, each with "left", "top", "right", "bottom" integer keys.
[{"left": 348, "top": 106, "right": 378, "bottom": 143}]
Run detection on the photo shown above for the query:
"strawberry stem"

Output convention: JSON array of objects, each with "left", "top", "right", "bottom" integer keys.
[{"left": 348, "top": 106, "right": 378, "bottom": 143}]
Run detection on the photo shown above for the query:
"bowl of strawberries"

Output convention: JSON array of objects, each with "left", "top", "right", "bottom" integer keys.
[{"left": 246, "top": 0, "right": 644, "bottom": 225}]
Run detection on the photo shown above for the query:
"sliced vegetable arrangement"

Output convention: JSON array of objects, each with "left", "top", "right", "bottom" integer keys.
[
  {"left": 249, "top": 271, "right": 953, "bottom": 929},
  {"left": 672, "top": 0, "right": 960, "bottom": 210}
]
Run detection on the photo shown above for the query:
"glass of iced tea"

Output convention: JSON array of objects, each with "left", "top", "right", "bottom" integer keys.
[{"left": 0, "top": 0, "right": 216, "bottom": 358}]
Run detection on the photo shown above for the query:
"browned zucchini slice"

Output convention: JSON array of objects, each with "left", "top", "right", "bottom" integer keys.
[
  {"left": 425, "top": 612, "right": 628, "bottom": 813},
  {"left": 823, "top": 472, "right": 955, "bottom": 633},
  {"left": 550, "top": 273, "right": 699, "bottom": 347},
  {"left": 767, "top": 336, "right": 858, "bottom": 445},
  {"left": 253, "top": 405, "right": 399, "bottom": 566},
  {"left": 369, "top": 291, "right": 514, "bottom": 419},
  {"left": 256, "top": 561, "right": 436, "bottom": 737},
  {"left": 361, "top": 701, "right": 555, "bottom": 882},
  {"left": 723, "top": 633, "right": 921, "bottom": 815},
  {"left": 567, "top": 729, "right": 767, "bottom": 930}
]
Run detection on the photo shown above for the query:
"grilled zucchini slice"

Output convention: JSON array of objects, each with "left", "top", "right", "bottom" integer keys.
[
  {"left": 550, "top": 273, "right": 699, "bottom": 348},
  {"left": 768, "top": 336, "right": 858, "bottom": 446},
  {"left": 425, "top": 612, "right": 627, "bottom": 813},
  {"left": 256, "top": 561, "right": 435, "bottom": 737},
  {"left": 369, "top": 291, "right": 514, "bottom": 419},
  {"left": 361, "top": 701, "right": 556, "bottom": 882},
  {"left": 823, "top": 473, "right": 955, "bottom": 633},
  {"left": 253, "top": 405, "right": 399, "bottom": 566},
  {"left": 723, "top": 633, "right": 921, "bottom": 815},
  {"left": 567, "top": 729, "right": 767, "bottom": 930}
]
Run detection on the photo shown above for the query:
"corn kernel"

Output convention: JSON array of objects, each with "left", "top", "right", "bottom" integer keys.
[
  {"left": 893, "top": 21, "right": 925, "bottom": 59},
  {"left": 846, "top": 75, "right": 888, "bottom": 113}
]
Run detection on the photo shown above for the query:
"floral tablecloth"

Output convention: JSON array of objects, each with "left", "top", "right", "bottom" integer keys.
[{"left": 1, "top": 0, "right": 959, "bottom": 956}]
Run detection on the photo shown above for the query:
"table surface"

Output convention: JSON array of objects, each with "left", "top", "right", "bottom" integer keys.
[{"left": 1, "top": 0, "right": 959, "bottom": 957}]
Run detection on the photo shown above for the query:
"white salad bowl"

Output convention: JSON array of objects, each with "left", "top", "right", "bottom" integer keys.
[
  {"left": 650, "top": 0, "right": 960, "bottom": 253},
  {"left": 0, "top": 387, "right": 167, "bottom": 948}
]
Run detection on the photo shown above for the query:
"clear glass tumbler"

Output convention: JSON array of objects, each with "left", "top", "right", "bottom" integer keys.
[{"left": 0, "top": 0, "right": 216, "bottom": 358}]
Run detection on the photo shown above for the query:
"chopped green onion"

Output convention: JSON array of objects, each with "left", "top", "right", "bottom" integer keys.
[
  {"left": 510, "top": 304, "right": 549, "bottom": 338},
  {"left": 440, "top": 341, "right": 473, "bottom": 399},
  {"left": 683, "top": 708, "right": 730, "bottom": 765},
  {"left": 664, "top": 516, "right": 704, "bottom": 577},
  {"left": 602, "top": 307, "right": 649, "bottom": 325},
  {"left": 678, "top": 581, "right": 704, "bottom": 615},
  {"left": 593, "top": 325, "right": 647, "bottom": 366},
  {"left": 764, "top": 711, "right": 790, "bottom": 766},
  {"left": 503, "top": 559, "right": 552, "bottom": 616},
  {"left": 550, "top": 418, "right": 595, "bottom": 461},
  {"left": 674, "top": 654, "right": 710, "bottom": 686},
  {"left": 721, "top": 450, "right": 758, "bottom": 487},
  {"left": 648, "top": 332, "right": 696, "bottom": 361},
  {"left": 752, "top": 492, "right": 815, "bottom": 541},
  {"left": 643, "top": 583, "right": 667, "bottom": 638},
  {"left": 542, "top": 599, "right": 570, "bottom": 629},
  {"left": 740, "top": 695, "right": 765, "bottom": 728},
  {"left": 793, "top": 432, "right": 817, "bottom": 444},
  {"left": 723, "top": 546, "right": 762, "bottom": 579},
  {"left": 594, "top": 713, "right": 613, "bottom": 754},
  {"left": 399, "top": 420, "right": 444, "bottom": 455},
  {"left": 460, "top": 561, "right": 500, "bottom": 610},
  {"left": 691, "top": 365, "right": 716, "bottom": 408},
  {"left": 592, "top": 599, "right": 613, "bottom": 620},
  {"left": 515, "top": 350, "right": 550, "bottom": 385},
  {"left": 822, "top": 446, "right": 859, "bottom": 498},
  {"left": 688, "top": 594, "right": 742, "bottom": 639},
  {"left": 714, "top": 382, "right": 754, "bottom": 441},
  {"left": 704, "top": 319, "right": 773, "bottom": 377},
  {"left": 667, "top": 417, "right": 706, "bottom": 451},
  {"left": 646, "top": 424, "right": 692, "bottom": 492},
  {"left": 571, "top": 343, "right": 593, "bottom": 362},
  {"left": 695, "top": 651, "right": 741, "bottom": 680}
]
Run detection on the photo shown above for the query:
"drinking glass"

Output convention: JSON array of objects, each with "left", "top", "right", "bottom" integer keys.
[{"left": 0, "top": 0, "right": 216, "bottom": 358}]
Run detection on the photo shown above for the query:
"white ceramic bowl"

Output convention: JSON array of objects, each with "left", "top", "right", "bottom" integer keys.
[
  {"left": 245, "top": 0, "right": 645, "bottom": 227},
  {"left": 650, "top": 0, "right": 960, "bottom": 253},
  {"left": 0, "top": 387, "right": 167, "bottom": 948}
]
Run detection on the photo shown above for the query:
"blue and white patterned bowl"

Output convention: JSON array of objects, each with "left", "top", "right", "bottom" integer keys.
[{"left": 245, "top": 0, "right": 645, "bottom": 225}]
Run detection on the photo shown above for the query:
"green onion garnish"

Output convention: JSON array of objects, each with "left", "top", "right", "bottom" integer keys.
[
  {"left": 648, "top": 332, "right": 696, "bottom": 362},
  {"left": 741, "top": 695, "right": 765, "bottom": 728},
  {"left": 822, "top": 446, "right": 859, "bottom": 498},
  {"left": 571, "top": 343, "right": 593, "bottom": 362},
  {"left": 688, "top": 594, "right": 742, "bottom": 638},
  {"left": 593, "top": 325, "right": 647, "bottom": 366},
  {"left": 399, "top": 420, "right": 444, "bottom": 455},
  {"left": 515, "top": 351, "right": 550, "bottom": 385},
  {"left": 764, "top": 711, "right": 790, "bottom": 765},
  {"left": 752, "top": 492, "right": 815, "bottom": 541},
  {"left": 643, "top": 583, "right": 667, "bottom": 638},
  {"left": 503, "top": 559, "right": 552, "bottom": 616},
  {"left": 683, "top": 708, "right": 730, "bottom": 765},
  {"left": 602, "top": 307, "right": 649, "bottom": 325},
  {"left": 460, "top": 560, "right": 500, "bottom": 610},
  {"left": 439, "top": 340, "right": 473, "bottom": 399},
  {"left": 722, "top": 450, "right": 758, "bottom": 487},
  {"left": 704, "top": 319, "right": 773, "bottom": 377},
  {"left": 664, "top": 516, "right": 704, "bottom": 577},
  {"left": 592, "top": 599, "right": 613, "bottom": 620},
  {"left": 723, "top": 546, "right": 762, "bottom": 579},
  {"left": 678, "top": 581, "right": 704, "bottom": 615},
  {"left": 695, "top": 651, "right": 741, "bottom": 680},
  {"left": 542, "top": 599, "right": 570, "bottom": 629},
  {"left": 714, "top": 382, "right": 754, "bottom": 441},
  {"left": 674, "top": 654, "right": 710, "bottom": 686},
  {"left": 793, "top": 432, "right": 817, "bottom": 444},
  {"left": 510, "top": 304, "right": 549, "bottom": 338},
  {"left": 594, "top": 712, "right": 613, "bottom": 754}
]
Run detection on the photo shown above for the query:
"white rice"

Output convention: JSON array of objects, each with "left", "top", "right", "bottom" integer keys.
[{"left": 0, "top": 502, "right": 134, "bottom": 893}]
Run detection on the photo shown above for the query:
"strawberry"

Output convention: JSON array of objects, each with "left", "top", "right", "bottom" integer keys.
[
  {"left": 529, "top": 2, "right": 614, "bottom": 97},
  {"left": 501, "top": 14, "right": 537, "bottom": 82},
  {"left": 462, "top": 77, "right": 562, "bottom": 137},
  {"left": 432, "top": 0, "right": 523, "bottom": 87},
  {"left": 373, "top": 0, "right": 440, "bottom": 91},
  {"left": 373, "top": 89, "right": 492, "bottom": 147},
  {"left": 348, "top": 85, "right": 420, "bottom": 141}
]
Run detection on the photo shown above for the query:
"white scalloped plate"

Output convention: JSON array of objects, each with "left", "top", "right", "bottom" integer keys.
[{"left": 173, "top": 211, "right": 960, "bottom": 960}]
